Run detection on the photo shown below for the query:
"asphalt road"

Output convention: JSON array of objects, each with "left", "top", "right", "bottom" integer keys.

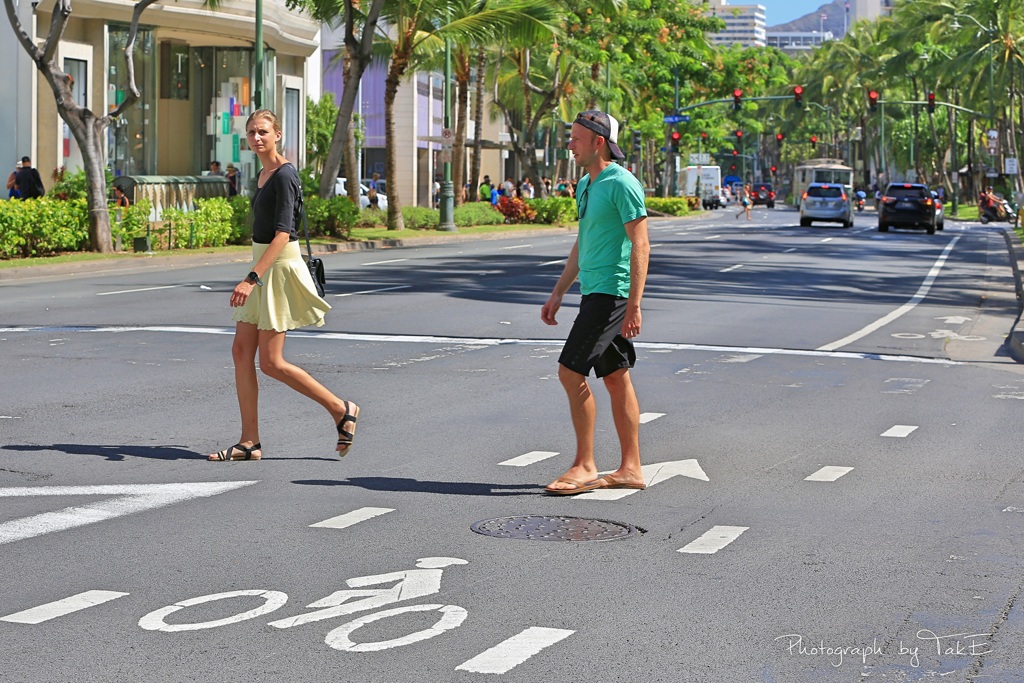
[{"left": 3, "top": 206, "right": 1024, "bottom": 682}]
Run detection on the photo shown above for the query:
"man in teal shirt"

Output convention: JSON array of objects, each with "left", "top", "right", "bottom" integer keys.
[{"left": 541, "top": 110, "right": 650, "bottom": 495}]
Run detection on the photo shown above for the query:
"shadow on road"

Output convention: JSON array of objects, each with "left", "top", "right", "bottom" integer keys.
[
  {"left": 2, "top": 443, "right": 203, "bottom": 461},
  {"left": 293, "top": 477, "right": 540, "bottom": 497}
]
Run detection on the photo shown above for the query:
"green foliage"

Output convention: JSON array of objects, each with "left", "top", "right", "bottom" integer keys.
[
  {"left": 354, "top": 209, "right": 386, "bottom": 229},
  {"left": 401, "top": 206, "right": 440, "bottom": 230},
  {"left": 298, "top": 166, "right": 324, "bottom": 199},
  {"left": 228, "top": 195, "right": 252, "bottom": 244},
  {"left": 160, "top": 199, "right": 234, "bottom": 248},
  {"left": 0, "top": 198, "right": 89, "bottom": 257},
  {"left": 526, "top": 197, "right": 576, "bottom": 224},
  {"left": 306, "top": 94, "right": 339, "bottom": 177},
  {"left": 453, "top": 202, "right": 505, "bottom": 226},
  {"left": 47, "top": 168, "right": 116, "bottom": 201},
  {"left": 109, "top": 199, "right": 153, "bottom": 247},
  {"left": 644, "top": 197, "right": 691, "bottom": 216},
  {"left": 304, "top": 195, "right": 359, "bottom": 239}
]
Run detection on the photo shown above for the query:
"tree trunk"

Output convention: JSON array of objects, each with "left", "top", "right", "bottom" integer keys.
[
  {"left": 470, "top": 47, "right": 486, "bottom": 202},
  {"left": 342, "top": 50, "right": 360, "bottom": 206},
  {"left": 384, "top": 61, "right": 406, "bottom": 231},
  {"left": 454, "top": 66, "right": 468, "bottom": 206},
  {"left": 587, "top": 62, "right": 600, "bottom": 111}
]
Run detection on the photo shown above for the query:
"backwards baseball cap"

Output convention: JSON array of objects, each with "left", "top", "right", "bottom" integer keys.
[{"left": 574, "top": 110, "right": 625, "bottom": 160}]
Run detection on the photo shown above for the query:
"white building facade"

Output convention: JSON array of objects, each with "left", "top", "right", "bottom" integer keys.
[{"left": 705, "top": 1, "right": 767, "bottom": 48}]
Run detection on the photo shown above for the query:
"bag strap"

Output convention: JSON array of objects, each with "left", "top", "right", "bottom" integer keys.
[{"left": 295, "top": 192, "right": 313, "bottom": 261}]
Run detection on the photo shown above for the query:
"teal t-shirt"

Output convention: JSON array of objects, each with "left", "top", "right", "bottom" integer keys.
[{"left": 575, "top": 164, "right": 647, "bottom": 298}]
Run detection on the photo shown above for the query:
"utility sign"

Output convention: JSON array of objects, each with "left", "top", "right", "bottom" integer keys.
[
  {"left": 689, "top": 153, "right": 711, "bottom": 165},
  {"left": 663, "top": 115, "right": 690, "bottom": 124},
  {"left": 1005, "top": 158, "right": 1018, "bottom": 175}
]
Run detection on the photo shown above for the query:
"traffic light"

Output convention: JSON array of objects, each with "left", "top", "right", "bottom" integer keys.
[
  {"left": 700, "top": 131, "right": 708, "bottom": 141},
  {"left": 793, "top": 85, "right": 803, "bottom": 107},
  {"left": 670, "top": 130, "right": 681, "bottom": 151},
  {"left": 810, "top": 135, "right": 818, "bottom": 144},
  {"left": 632, "top": 130, "right": 642, "bottom": 154},
  {"left": 735, "top": 130, "right": 744, "bottom": 141},
  {"left": 770, "top": 165, "right": 777, "bottom": 175},
  {"left": 564, "top": 121, "right": 573, "bottom": 143},
  {"left": 868, "top": 90, "right": 879, "bottom": 112},
  {"left": 733, "top": 88, "right": 743, "bottom": 111},
  {"left": 927, "top": 92, "right": 936, "bottom": 113},
  {"left": 776, "top": 133, "right": 785, "bottom": 143},
  {"left": 732, "top": 149, "right": 738, "bottom": 156}
]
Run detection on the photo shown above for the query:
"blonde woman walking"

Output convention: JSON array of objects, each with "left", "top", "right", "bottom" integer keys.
[
  {"left": 208, "top": 109, "right": 359, "bottom": 462},
  {"left": 736, "top": 183, "right": 752, "bottom": 221}
]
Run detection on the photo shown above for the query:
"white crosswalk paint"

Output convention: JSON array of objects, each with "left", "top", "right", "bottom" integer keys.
[
  {"left": 334, "top": 285, "right": 410, "bottom": 297},
  {"left": 677, "top": 525, "right": 748, "bottom": 554},
  {"left": 362, "top": 258, "right": 409, "bottom": 265},
  {"left": 720, "top": 264, "right": 743, "bottom": 273},
  {"left": 96, "top": 284, "right": 188, "bottom": 296},
  {"left": 1, "top": 590, "right": 129, "bottom": 624},
  {"left": 310, "top": 507, "right": 395, "bottom": 529},
  {"left": 639, "top": 412, "right": 665, "bottom": 424},
  {"left": 805, "top": 466, "right": 854, "bottom": 482},
  {"left": 456, "top": 627, "right": 575, "bottom": 674},
  {"left": 499, "top": 451, "right": 560, "bottom": 467},
  {"left": 881, "top": 425, "right": 918, "bottom": 438}
]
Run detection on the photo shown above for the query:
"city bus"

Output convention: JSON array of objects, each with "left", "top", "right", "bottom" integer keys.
[{"left": 793, "top": 159, "right": 854, "bottom": 208}]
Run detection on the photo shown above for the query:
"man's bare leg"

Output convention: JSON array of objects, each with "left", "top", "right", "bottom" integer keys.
[
  {"left": 598, "top": 368, "right": 644, "bottom": 486},
  {"left": 545, "top": 364, "right": 600, "bottom": 492}
]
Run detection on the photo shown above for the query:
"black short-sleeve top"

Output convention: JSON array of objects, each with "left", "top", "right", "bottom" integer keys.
[{"left": 251, "top": 163, "right": 300, "bottom": 244}]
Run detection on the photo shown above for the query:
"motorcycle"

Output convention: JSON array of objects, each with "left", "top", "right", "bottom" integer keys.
[
  {"left": 979, "top": 198, "right": 1018, "bottom": 224},
  {"left": 856, "top": 198, "right": 865, "bottom": 212}
]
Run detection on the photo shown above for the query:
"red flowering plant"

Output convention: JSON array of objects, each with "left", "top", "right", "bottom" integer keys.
[{"left": 496, "top": 196, "right": 537, "bottom": 224}]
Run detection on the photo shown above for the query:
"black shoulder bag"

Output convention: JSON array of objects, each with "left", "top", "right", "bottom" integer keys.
[{"left": 296, "top": 194, "right": 326, "bottom": 298}]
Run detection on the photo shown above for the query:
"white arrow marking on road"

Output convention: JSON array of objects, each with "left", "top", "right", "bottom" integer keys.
[
  {"left": 881, "top": 425, "right": 918, "bottom": 438},
  {"left": 0, "top": 482, "right": 257, "bottom": 546},
  {"left": 500, "top": 451, "right": 560, "bottom": 467},
  {"left": 1, "top": 590, "right": 130, "bottom": 624},
  {"left": 805, "top": 466, "right": 854, "bottom": 482},
  {"left": 935, "top": 316, "right": 972, "bottom": 324},
  {"left": 310, "top": 507, "right": 395, "bottom": 530},
  {"left": 678, "top": 525, "right": 749, "bottom": 554},
  {"left": 639, "top": 412, "right": 665, "bottom": 424},
  {"left": 574, "top": 459, "right": 709, "bottom": 501},
  {"left": 456, "top": 627, "right": 575, "bottom": 674}
]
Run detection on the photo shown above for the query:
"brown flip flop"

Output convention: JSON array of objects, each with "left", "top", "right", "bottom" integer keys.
[
  {"left": 544, "top": 478, "right": 588, "bottom": 495},
  {"left": 547, "top": 474, "right": 646, "bottom": 495}
]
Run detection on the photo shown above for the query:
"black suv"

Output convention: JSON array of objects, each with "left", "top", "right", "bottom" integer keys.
[
  {"left": 751, "top": 182, "right": 776, "bottom": 209},
  {"left": 878, "top": 183, "right": 936, "bottom": 234}
]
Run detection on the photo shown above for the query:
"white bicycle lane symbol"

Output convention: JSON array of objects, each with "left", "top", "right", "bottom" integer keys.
[{"left": 138, "top": 557, "right": 469, "bottom": 652}]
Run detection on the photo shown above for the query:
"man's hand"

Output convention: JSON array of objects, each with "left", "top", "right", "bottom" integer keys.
[
  {"left": 621, "top": 304, "right": 642, "bottom": 338},
  {"left": 541, "top": 293, "right": 562, "bottom": 326}
]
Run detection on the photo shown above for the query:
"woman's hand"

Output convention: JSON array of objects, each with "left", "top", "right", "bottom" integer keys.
[{"left": 230, "top": 281, "right": 255, "bottom": 308}]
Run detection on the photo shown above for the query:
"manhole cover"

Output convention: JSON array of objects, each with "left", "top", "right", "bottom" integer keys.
[{"left": 470, "top": 515, "right": 638, "bottom": 542}]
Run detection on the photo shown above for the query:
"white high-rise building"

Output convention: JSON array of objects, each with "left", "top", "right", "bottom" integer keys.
[{"left": 705, "top": 1, "right": 767, "bottom": 48}]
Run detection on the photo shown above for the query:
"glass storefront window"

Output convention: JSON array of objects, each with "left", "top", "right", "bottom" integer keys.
[{"left": 107, "top": 25, "right": 156, "bottom": 176}]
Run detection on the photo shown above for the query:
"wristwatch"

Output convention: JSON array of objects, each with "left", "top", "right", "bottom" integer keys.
[{"left": 245, "top": 271, "right": 263, "bottom": 287}]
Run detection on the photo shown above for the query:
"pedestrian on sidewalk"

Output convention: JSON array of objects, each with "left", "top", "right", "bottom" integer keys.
[
  {"left": 540, "top": 110, "right": 650, "bottom": 495},
  {"left": 14, "top": 157, "right": 44, "bottom": 199},
  {"left": 208, "top": 108, "right": 360, "bottom": 462}
]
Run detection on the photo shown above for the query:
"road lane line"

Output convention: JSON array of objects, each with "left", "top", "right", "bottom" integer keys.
[
  {"left": 783, "top": 248, "right": 797, "bottom": 253},
  {"left": 310, "top": 507, "right": 395, "bottom": 529},
  {"left": 537, "top": 259, "right": 567, "bottom": 267},
  {"left": 639, "top": 413, "right": 665, "bottom": 424},
  {"left": 818, "top": 237, "right": 961, "bottom": 351},
  {"left": 720, "top": 264, "right": 744, "bottom": 273},
  {"left": 500, "top": 244, "right": 533, "bottom": 250},
  {"left": 704, "top": 234, "right": 722, "bottom": 240},
  {"left": 362, "top": 258, "right": 409, "bottom": 266},
  {"left": 334, "top": 285, "right": 410, "bottom": 298},
  {"left": 881, "top": 425, "right": 918, "bottom": 438},
  {"left": 678, "top": 525, "right": 749, "bottom": 554},
  {"left": 96, "top": 284, "right": 188, "bottom": 296},
  {"left": 499, "top": 451, "right": 560, "bottom": 467},
  {"left": 455, "top": 627, "right": 575, "bottom": 674},
  {"left": 1, "top": 590, "right": 129, "bottom": 624},
  {"left": 805, "top": 466, "right": 854, "bottom": 482}
]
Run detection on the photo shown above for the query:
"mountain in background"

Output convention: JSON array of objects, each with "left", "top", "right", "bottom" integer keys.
[{"left": 768, "top": 0, "right": 849, "bottom": 37}]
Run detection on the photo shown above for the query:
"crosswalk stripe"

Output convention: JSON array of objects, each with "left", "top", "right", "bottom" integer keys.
[
  {"left": 1, "top": 590, "right": 129, "bottom": 624},
  {"left": 455, "top": 627, "right": 575, "bottom": 674},
  {"left": 677, "top": 526, "right": 749, "bottom": 554},
  {"left": 310, "top": 507, "right": 395, "bottom": 530},
  {"left": 881, "top": 425, "right": 918, "bottom": 438},
  {"left": 639, "top": 412, "right": 665, "bottom": 424},
  {"left": 805, "top": 466, "right": 854, "bottom": 482},
  {"left": 499, "top": 451, "right": 560, "bottom": 467}
]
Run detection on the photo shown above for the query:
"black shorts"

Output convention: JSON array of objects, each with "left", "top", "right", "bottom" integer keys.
[{"left": 558, "top": 293, "right": 636, "bottom": 378}]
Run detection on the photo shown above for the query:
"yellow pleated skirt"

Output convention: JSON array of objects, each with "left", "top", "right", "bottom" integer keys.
[{"left": 232, "top": 241, "right": 331, "bottom": 332}]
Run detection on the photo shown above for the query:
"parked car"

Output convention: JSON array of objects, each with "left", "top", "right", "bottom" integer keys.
[
  {"left": 931, "top": 191, "right": 945, "bottom": 231},
  {"left": 799, "top": 183, "right": 852, "bottom": 228},
  {"left": 334, "top": 177, "right": 388, "bottom": 211},
  {"left": 878, "top": 183, "right": 936, "bottom": 234},
  {"left": 751, "top": 182, "right": 776, "bottom": 208}
]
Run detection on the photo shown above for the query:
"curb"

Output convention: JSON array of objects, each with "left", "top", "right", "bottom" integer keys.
[{"left": 1002, "top": 227, "right": 1024, "bottom": 363}]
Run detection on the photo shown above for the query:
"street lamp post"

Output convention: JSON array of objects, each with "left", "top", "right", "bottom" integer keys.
[
  {"left": 951, "top": 12, "right": 996, "bottom": 192},
  {"left": 254, "top": 0, "right": 263, "bottom": 109},
  {"left": 438, "top": 32, "right": 456, "bottom": 231}
]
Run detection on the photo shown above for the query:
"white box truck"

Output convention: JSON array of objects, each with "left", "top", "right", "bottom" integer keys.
[{"left": 680, "top": 165, "right": 723, "bottom": 209}]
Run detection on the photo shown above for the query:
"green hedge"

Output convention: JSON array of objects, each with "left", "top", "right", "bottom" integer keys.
[
  {"left": 0, "top": 198, "right": 89, "bottom": 257},
  {"left": 160, "top": 198, "right": 234, "bottom": 248},
  {"left": 454, "top": 202, "right": 504, "bottom": 226},
  {"left": 644, "top": 197, "right": 692, "bottom": 216},
  {"left": 527, "top": 197, "right": 576, "bottom": 224},
  {"left": 305, "top": 195, "right": 359, "bottom": 239},
  {"left": 402, "top": 206, "right": 440, "bottom": 230},
  {"left": 109, "top": 199, "right": 153, "bottom": 247}
]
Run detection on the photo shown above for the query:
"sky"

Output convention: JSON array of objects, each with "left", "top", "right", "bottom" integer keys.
[{"left": 758, "top": 0, "right": 835, "bottom": 27}]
